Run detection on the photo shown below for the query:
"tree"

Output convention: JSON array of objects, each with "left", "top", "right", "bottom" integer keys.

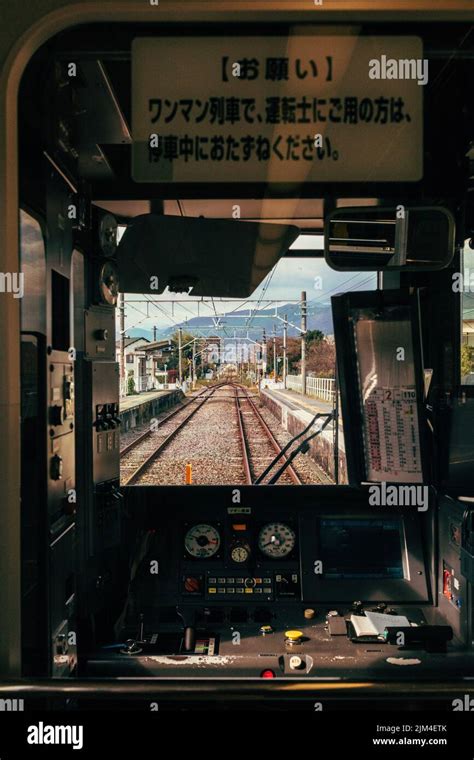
[
  {"left": 297, "top": 337, "right": 335, "bottom": 378},
  {"left": 127, "top": 375, "right": 136, "bottom": 395},
  {"left": 461, "top": 344, "right": 474, "bottom": 377},
  {"left": 305, "top": 329, "right": 325, "bottom": 345},
  {"left": 164, "top": 330, "right": 202, "bottom": 376}
]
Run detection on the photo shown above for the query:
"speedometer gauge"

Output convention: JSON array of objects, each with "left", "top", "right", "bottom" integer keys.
[
  {"left": 184, "top": 524, "right": 221, "bottom": 559},
  {"left": 258, "top": 522, "right": 296, "bottom": 559}
]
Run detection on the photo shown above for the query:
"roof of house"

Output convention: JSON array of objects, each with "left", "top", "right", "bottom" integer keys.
[
  {"left": 141, "top": 339, "right": 172, "bottom": 352},
  {"left": 115, "top": 336, "right": 150, "bottom": 349}
]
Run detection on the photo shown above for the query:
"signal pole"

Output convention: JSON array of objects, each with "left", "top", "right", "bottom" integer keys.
[
  {"left": 192, "top": 337, "right": 196, "bottom": 387},
  {"left": 119, "top": 292, "right": 125, "bottom": 396},
  {"left": 178, "top": 326, "right": 183, "bottom": 385},
  {"left": 273, "top": 324, "right": 277, "bottom": 380},
  {"left": 262, "top": 328, "right": 267, "bottom": 379},
  {"left": 283, "top": 314, "right": 288, "bottom": 389},
  {"left": 301, "top": 291, "right": 307, "bottom": 396}
]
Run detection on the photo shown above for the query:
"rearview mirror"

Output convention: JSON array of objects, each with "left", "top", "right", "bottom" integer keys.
[{"left": 324, "top": 206, "right": 455, "bottom": 272}]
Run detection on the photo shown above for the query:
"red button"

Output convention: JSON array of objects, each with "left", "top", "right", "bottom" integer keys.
[
  {"left": 184, "top": 576, "right": 200, "bottom": 593},
  {"left": 260, "top": 669, "right": 276, "bottom": 679}
]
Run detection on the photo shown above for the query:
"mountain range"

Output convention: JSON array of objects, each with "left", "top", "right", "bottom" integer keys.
[{"left": 124, "top": 300, "right": 334, "bottom": 342}]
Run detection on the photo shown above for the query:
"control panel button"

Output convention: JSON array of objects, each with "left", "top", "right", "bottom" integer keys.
[
  {"left": 285, "top": 630, "right": 304, "bottom": 645},
  {"left": 50, "top": 454, "right": 63, "bottom": 480},
  {"left": 49, "top": 405, "right": 65, "bottom": 427},
  {"left": 184, "top": 576, "right": 201, "bottom": 594},
  {"left": 289, "top": 655, "right": 304, "bottom": 670}
]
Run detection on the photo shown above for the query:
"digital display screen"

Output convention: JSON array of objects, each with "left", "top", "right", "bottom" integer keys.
[{"left": 319, "top": 518, "right": 405, "bottom": 579}]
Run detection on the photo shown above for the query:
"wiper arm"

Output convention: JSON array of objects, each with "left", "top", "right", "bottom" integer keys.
[
  {"left": 253, "top": 411, "right": 328, "bottom": 485},
  {"left": 265, "top": 412, "right": 334, "bottom": 485}
]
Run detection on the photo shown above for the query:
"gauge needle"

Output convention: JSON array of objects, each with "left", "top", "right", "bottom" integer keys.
[{"left": 264, "top": 537, "right": 280, "bottom": 547}]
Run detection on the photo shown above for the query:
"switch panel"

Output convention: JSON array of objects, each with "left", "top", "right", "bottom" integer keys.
[
  {"left": 48, "top": 358, "right": 75, "bottom": 439},
  {"left": 90, "top": 362, "right": 120, "bottom": 484},
  {"left": 85, "top": 306, "right": 115, "bottom": 361}
]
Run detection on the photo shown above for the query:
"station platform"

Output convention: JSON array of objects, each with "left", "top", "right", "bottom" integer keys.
[
  {"left": 120, "top": 388, "right": 184, "bottom": 431},
  {"left": 260, "top": 386, "right": 347, "bottom": 484},
  {"left": 120, "top": 389, "right": 178, "bottom": 412}
]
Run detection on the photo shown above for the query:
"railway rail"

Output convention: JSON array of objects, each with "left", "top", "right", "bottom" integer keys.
[
  {"left": 120, "top": 383, "right": 226, "bottom": 485},
  {"left": 233, "top": 384, "right": 302, "bottom": 485}
]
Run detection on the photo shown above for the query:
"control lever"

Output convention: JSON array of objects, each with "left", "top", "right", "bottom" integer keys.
[
  {"left": 120, "top": 613, "right": 145, "bottom": 655},
  {"left": 176, "top": 606, "right": 196, "bottom": 652}
]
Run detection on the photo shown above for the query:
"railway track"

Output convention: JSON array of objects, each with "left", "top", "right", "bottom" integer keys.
[
  {"left": 120, "top": 384, "right": 221, "bottom": 457},
  {"left": 232, "top": 384, "right": 302, "bottom": 485},
  {"left": 120, "top": 383, "right": 226, "bottom": 485},
  {"left": 120, "top": 381, "right": 322, "bottom": 485}
]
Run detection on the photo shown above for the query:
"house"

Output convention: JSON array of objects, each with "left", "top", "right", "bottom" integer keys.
[{"left": 116, "top": 336, "right": 172, "bottom": 394}]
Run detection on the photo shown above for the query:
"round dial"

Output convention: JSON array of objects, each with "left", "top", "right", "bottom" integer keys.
[
  {"left": 99, "top": 213, "right": 118, "bottom": 257},
  {"left": 184, "top": 524, "right": 220, "bottom": 559},
  {"left": 99, "top": 260, "right": 119, "bottom": 306},
  {"left": 258, "top": 522, "right": 296, "bottom": 559},
  {"left": 231, "top": 544, "right": 250, "bottom": 563}
]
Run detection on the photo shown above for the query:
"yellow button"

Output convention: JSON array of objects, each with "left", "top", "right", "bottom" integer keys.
[
  {"left": 208, "top": 587, "right": 217, "bottom": 594},
  {"left": 285, "top": 629, "right": 303, "bottom": 642},
  {"left": 245, "top": 588, "right": 253, "bottom": 594}
]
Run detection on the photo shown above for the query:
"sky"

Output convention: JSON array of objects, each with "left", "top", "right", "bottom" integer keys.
[{"left": 121, "top": 255, "right": 376, "bottom": 336}]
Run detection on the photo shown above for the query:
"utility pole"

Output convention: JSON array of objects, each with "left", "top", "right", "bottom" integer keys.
[
  {"left": 283, "top": 314, "right": 288, "bottom": 389},
  {"left": 178, "top": 326, "right": 183, "bottom": 385},
  {"left": 301, "top": 291, "right": 307, "bottom": 396},
  {"left": 153, "top": 325, "right": 157, "bottom": 342},
  {"left": 119, "top": 292, "right": 125, "bottom": 396},
  {"left": 273, "top": 324, "right": 277, "bottom": 381},
  {"left": 262, "top": 328, "right": 267, "bottom": 380},
  {"left": 192, "top": 337, "right": 196, "bottom": 387}
]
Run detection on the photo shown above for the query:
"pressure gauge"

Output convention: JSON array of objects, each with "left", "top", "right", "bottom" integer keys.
[{"left": 184, "top": 524, "right": 221, "bottom": 559}]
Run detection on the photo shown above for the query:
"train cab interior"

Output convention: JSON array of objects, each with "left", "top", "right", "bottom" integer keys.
[{"left": 2, "top": 4, "right": 474, "bottom": 709}]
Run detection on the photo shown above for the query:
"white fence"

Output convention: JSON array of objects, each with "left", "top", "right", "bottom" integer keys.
[{"left": 286, "top": 375, "right": 336, "bottom": 403}]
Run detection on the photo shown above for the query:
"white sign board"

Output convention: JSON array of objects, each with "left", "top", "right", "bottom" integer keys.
[{"left": 132, "top": 35, "right": 423, "bottom": 183}]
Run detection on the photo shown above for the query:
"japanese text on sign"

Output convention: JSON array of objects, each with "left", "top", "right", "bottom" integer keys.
[{"left": 132, "top": 36, "right": 423, "bottom": 183}]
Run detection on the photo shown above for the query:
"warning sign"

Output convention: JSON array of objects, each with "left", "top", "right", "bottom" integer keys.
[{"left": 132, "top": 35, "right": 423, "bottom": 183}]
